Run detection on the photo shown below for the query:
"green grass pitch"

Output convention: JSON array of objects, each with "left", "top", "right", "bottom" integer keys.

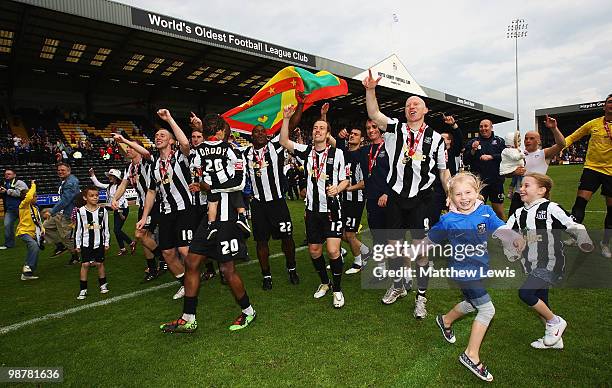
[{"left": 0, "top": 165, "right": 610, "bottom": 386}]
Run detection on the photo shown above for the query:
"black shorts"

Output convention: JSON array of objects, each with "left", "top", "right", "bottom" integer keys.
[
  {"left": 305, "top": 209, "right": 343, "bottom": 244},
  {"left": 481, "top": 182, "right": 505, "bottom": 204},
  {"left": 251, "top": 198, "right": 293, "bottom": 241},
  {"left": 138, "top": 205, "right": 160, "bottom": 232},
  {"left": 578, "top": 168, "right": 612, "bottom": 197},
  {"left": 157, "top": 208, "right": 198, "bottom": 250},
  {"left": 342, "top": 200, "right": 365, "bottom": 233},
  {"left": 427, "top": 184, "right": 448, "bottom": 229},
  {"left": 385, "top": 190, "right": 430, "bottom": 240},
  {"left": 80, "top": 246, "right": 105, "bottom": 263},
  {"left": 207, "top": 191, "right": 245, "bottom": 209},
  {"left": 366, "top": 198, "right": 387, "bottom": 245},
  {"left": 189, "top": 220, "right": 249, "bottom": 263}
]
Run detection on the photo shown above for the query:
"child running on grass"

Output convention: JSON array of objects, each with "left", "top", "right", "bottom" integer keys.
[
  {"left": 74, "top": 186, "right": 110, "bottom": 300},
  {"left": 426, "top": 172, "right": 524, "bottom": 382},
  {"left": 507, "top": 172, "right": 593, "bottom": 350},
  {"left": 16, "top": 180, "right": 44, "bottom": 280}
]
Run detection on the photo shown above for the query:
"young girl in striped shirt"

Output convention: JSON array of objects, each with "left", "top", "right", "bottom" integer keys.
[{"left": 507, "top": 173, "right": 593, "bottom": 349}]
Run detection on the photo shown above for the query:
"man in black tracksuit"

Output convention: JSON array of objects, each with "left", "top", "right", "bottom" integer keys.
[{"left": 463, "top": 119, "right": 506, "bottom": 219}]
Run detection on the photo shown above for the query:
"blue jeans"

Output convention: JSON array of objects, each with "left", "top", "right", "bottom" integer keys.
[
  {"left": 3, "top": 208, "right": 18, "bottom": 248},
  {"left": 19, "top": 234, "right": 40, "bottom": 271}
]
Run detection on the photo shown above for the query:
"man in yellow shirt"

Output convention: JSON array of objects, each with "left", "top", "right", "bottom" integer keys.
[
  {"left": 16, "top": 180, "right": 44, "bottom": 280},
  {"left": 565, "top": 93, "right": 612, "bottom": 258}
]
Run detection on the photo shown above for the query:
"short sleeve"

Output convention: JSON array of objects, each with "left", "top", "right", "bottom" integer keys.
[
  {"left": 486, "top": 206, "right": 506, "bottom": 231},
  {"left": 271, "top": 140, "right": 284, "bottom": 154},
  {"left": 427, "top": 218, "right": 448, "bottom": 244},
  {"left": 148, "top": 161, "right": 157, "bottom": 191},
  {"left": 336, "top": 149, "right": 347, "bottom": 181},
  {"left": 387, "top": 117, "right": 401, "bottom": 133},
  {"left": 436, "top": 139, "right": 447, "bottom": 170},
  {"left": 292, "top": 142, "right": 310, "bottom": 159}
]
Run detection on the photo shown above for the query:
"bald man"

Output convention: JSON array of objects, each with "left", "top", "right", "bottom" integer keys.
[
  {"left": 364, "top": 70, "right": 450, "bottom": 319},
  {"left": 463, "top": 119, "right": 506, "bottom": 219},
  {"left": 507, "top": 115, "right": 565, "bottom": 216}
]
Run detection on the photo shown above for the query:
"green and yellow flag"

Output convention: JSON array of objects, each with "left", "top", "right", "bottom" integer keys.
[{"left": 222, "top": 66, "right": 348, "bottom": 135}]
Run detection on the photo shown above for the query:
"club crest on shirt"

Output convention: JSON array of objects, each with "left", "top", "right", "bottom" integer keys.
[
  {"left": 477, "top": 223, "right": 486, "bottom": 234},
  {"left": 424, "top": 136, "right": 432, "bottom": 144},
  {"left": 536, "top": 210, "right": 547, "bottom": 220}
]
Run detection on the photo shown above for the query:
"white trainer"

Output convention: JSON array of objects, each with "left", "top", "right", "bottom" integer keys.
[
  {"left": 381, "top": 285, "right": 408, "bottom": 305},
  {"left": 100, "top": 283, "right": 110, "bottom": 294},
  {"left": 345, "top": 264, "right": 362, "bottom": 275},
  {"left": 173, "top": 285, "right": 185, "bottom": 300},
  {"left": 21, "top": 266, "right": 39, "bottom": 280},
  {"left": 313, "top": 283, "right": 331, "bottom": 299},
  {"left": 531, "top": 337, "right": 564, "bottom": 349},
  {"left": 414, "top": 295, "right": 428, "bottom": 319},
  {"left": 543, "top": 316, "right": 567, "bottom": 346},
  {"left": 332, "top": 291, "right": 345, "bottom": 308},
  {"left": 77, "top": 289, "right": 87, "bottom": 300},
  {"left": 600, "top": 241, "right": 612, "bottom": 259}
]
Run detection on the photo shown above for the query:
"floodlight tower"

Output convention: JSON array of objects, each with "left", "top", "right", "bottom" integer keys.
[{"left": 507, "top": 19, "right": 528, "bottom": 133}]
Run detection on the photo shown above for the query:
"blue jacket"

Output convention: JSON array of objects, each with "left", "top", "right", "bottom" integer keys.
[
  {"left": 428, "top": 204, "right": 505, "bottom": 281},
  {"left": 51, "top": 174, "right": 80, "bottom": 219}
]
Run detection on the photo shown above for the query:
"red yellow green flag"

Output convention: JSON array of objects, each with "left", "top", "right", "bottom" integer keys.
[{"left": 222, "top": 66, "right": 348, "bottom": 135}]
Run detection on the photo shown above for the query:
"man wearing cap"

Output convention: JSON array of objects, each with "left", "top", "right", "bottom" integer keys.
[{"left": 90, "top": 167, "right": 135, "bottom": 256}]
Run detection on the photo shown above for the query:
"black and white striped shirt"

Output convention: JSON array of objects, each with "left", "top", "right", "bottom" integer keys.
[
  {"left": 291, "top": 142, "right": 347, "bottom": 212},
  {"left": 191, "top": 140, "right": 245, "bottom": 193},
  {"left": 384, "top": 118, "right": 446, "bottom": 198},
  {"left": 124, "top": 158, "right": 154, "bottom": 209},
  {"left": 244, "top": 141, "right": 285, "bottom": 202},
  {"left": 188, "top": 148, "right": 208, "bottom": 207},
  {"left": 508, "top": 199, "right": 588, "bottom": 276},
  {"left": 75, "top": 206, "right": 110, "bottom": 249},
  {"left": 342, "top": 151, "right": 364, "bottom": 203},
  {"left": 148, "top": 150, "right": 192, "bottom": 214}
]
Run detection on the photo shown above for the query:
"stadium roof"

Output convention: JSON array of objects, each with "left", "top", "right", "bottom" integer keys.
[
  {"left": 535, "top": 99, "right": 607, "bottom": 117},
  {"left": 0, "top": 0, "right": 513, "bottom": 130}
]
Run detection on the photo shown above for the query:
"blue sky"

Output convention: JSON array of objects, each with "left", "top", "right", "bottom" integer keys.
[{"left": 119, "top": 0, "right": 612, "bottom": 137}]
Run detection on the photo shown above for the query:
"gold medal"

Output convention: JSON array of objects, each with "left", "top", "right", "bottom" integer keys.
[
  {"left": 255, "top": 170, "right": 262, "bottom": 177},
  {"left": 412, "top": 152, "right": 423, "bottom": 162}
]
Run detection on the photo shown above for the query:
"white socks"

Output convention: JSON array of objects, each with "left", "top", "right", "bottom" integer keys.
[
  {"left": 182, "top": 313, "right": 196, "bottom": 323},
  {"left": 243, "top": 305, "right": 254, "bottom": 316}
]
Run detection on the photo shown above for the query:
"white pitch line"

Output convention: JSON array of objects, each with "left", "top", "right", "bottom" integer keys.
[
  {"left": 0, "top": 246, "right": 308, "bottom": 335},
  {"left": 0, "top": 228, "right": 372, "bottom": 335}
]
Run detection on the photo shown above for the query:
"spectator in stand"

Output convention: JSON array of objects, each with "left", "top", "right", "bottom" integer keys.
[
  {"left": 0, "top": 169, "right": 28, "bottom": 249},
  {"left": 42, "top": 162, "right": 81, "bottom": 265}
]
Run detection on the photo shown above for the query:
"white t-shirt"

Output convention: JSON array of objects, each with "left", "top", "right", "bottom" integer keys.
[{"left": 514, "top": 148, "right": 549, "bottom": 193}]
